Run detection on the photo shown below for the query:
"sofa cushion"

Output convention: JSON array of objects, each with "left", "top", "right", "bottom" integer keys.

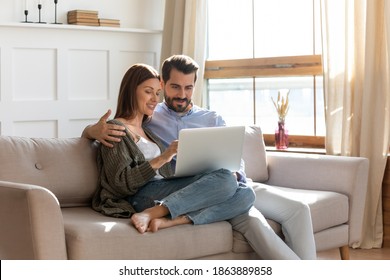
[
  {"left": 251, "top": 183, "right": 349, "bottom": 233},
  {"left": 242, "top": 126, "right": 268, "bottom": 182},
  {"left": 62, "top": 207, "right": 234, "bottom": 260},
  {"left": 0, "top": 136, "right": 99, "bottom": 207}
]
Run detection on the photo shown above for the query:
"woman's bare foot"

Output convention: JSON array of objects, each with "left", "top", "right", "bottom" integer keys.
[
  {"left": 148, "top": 215, "right": 192, "bottom": 232},
  {"left": 130, "top": 205, "right": 170, "bottom": 233},
  {"left": 131, "top": 212, "right": 152, "bottom": 233}
]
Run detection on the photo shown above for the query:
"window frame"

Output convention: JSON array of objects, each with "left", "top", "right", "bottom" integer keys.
[
  {"left": 204, "top": 55, "right": 322, "bottom": 79},
  {"left": 204, "top": 55, "right": 325, "bottom": 148}
]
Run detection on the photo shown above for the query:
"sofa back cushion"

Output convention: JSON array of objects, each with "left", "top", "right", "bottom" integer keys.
[
  {"left": 0, "top": 136, "right": 99, "bottom": 207},
  {"left": 0, "top": 126, "right": 268, "bottom": 207},
  {"left": 242, "top": 126, "right": 269, "bottom": 182}
]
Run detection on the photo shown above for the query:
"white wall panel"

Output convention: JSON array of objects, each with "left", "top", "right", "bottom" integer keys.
[
  {"left": 13, "top": 120, "right": 58, "bottom": 138},
  {"left": 118, "top": 51, "right": 157, "bottom": 75},
  {"left": 0, "top": 47, "right": 2, "bottom": 103},
  {"left": 68, "top": 49, "right": 109, "bottom": 100},
  {"left": 68, "top": 118, "right": 100, "bottom": 139},
  {"left": 12, "top": 47, "right": 57, "bottom": 101}
]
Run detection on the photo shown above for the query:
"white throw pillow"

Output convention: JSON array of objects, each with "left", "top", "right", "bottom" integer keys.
[{"left": 242, "top": 126, "right": 269, "bottom": 182}]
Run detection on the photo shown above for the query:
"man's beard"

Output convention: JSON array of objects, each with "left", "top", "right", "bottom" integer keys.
[{"left": 165, "top": 96, "right": 192, "bottom": 113}]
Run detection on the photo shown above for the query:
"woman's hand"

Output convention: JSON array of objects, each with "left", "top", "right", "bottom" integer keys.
[
  {"left": 161, "top": 140, "right": 178, "bottom": 162},
  {"left": 149, "top": 140, "right": 178, "bottom": 170}
]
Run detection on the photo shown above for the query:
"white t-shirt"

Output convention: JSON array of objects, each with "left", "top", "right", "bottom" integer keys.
[{"left": 136, "top": 136, "right": 163, "bottom": 180}]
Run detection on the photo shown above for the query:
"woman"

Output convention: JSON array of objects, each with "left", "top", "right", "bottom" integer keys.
[{"left": 92, "top": 63, "right": 255, "bottom": 234}]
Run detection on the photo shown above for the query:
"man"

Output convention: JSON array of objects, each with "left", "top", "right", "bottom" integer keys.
[{"left": 82, "top": 54, "right": 316, "bottom": 260}]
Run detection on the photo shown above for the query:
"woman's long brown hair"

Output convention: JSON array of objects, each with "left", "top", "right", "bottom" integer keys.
[{"left": 114, "top": 63, "right": 160, "bottom": 122}]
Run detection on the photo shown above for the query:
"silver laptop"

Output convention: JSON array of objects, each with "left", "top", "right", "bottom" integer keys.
[{"left": 173, "top": 126, "right": 245, "bottom": 177}]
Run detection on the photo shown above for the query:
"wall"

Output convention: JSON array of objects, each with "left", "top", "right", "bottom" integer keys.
[
  {"left": 0, "top": 0, "right": 165, "bottom": 138},
  {"left": 0, "top": 0, "right": 164, "bottom": 30}
]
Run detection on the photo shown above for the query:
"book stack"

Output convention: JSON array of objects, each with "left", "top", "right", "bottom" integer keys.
[
  {"left": 67, "top": 10, "right": 99, "bottom": 26},
  {"left": 99, "top": 18, "right": 121, "bottom": 28}
]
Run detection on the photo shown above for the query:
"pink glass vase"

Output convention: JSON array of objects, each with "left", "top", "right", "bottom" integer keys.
[{"left": 275, "top": 121, "right": 289, "bottom": 149}]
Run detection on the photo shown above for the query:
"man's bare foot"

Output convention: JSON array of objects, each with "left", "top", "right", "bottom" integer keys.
[
  {"left": 148, "top": 215, "right": 192, "bottom": 232},
  {"left": 131, "top": 212, "right": 152, "bottom": 233}
]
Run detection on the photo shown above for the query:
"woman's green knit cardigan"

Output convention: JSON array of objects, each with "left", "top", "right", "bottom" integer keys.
[{"left": 92, "top": 119, "right": 173, "bottom": 218}]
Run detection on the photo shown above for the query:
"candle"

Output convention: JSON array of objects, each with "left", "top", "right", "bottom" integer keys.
[{"left": 24, "top": 0, "right": 28, "bottom": 11}]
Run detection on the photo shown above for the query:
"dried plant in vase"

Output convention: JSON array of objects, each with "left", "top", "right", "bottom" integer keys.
[
  {"left": 271, "top": 90, "right": 290, "bottom": 123},
  {"left": 271, "top": 90, "right": 290, "bottom": 149}
]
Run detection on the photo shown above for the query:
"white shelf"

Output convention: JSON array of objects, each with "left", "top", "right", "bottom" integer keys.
[{"left": 0, "top": 22, "right": 162, "bottom": 34}]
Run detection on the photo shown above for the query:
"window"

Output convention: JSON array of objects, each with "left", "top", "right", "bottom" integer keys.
[{"left": 205, "top": 0, "right": 324, "bottom": 148}]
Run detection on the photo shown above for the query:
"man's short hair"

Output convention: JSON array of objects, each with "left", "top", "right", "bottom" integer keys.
[{"left": 161, "top": 54, "right": 199, "bottom": 83}]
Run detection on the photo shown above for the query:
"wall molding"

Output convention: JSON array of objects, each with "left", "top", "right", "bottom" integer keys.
[{"left": 0, "top": 22, "right": 163, "bottom": 34}]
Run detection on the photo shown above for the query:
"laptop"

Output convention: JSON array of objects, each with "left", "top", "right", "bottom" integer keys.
[{"left": 173, "top": 126, "right": 245, "bottom": 177}]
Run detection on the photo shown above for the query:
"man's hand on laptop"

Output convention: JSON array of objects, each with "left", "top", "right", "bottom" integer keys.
[{"left": 82, "top": 109, "right": 126, "bottom": 148}]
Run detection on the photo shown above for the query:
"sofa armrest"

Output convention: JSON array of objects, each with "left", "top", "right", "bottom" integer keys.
[
  {"left": 0, "top": 180, "right": 67, "bottom": 259},
  {"left": 265, "top": 152, "right": 369, "bottom": 247}
]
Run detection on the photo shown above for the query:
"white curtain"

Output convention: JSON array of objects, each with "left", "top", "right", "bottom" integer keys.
[
  {"left": 160, "top": 0, "right": 208, "bottom": 106},
  {"left": 321, "top": 0, "right": 390, "bottom": 248}
]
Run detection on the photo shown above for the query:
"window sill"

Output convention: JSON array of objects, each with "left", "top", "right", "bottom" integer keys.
[
  {"left": 266, "top": 146, "right": 326, "bottom": 155},
  {"left": 263, "top": 134, "right": 325, "bottom": 151}
]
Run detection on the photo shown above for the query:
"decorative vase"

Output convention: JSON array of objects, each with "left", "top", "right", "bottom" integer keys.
[{"left": 275, "top": 120, "right": 288, "bottom": 149}]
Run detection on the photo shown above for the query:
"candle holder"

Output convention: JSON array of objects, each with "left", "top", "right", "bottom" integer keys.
[
  {"left": 36, "top": 4, "right": 46, "bottom": 24},
  {"left": 52, "top": 0, "right": 62, "bottom": 24},
  {"left": 22, "top": 9, "right": 33, "bottom": 23}
]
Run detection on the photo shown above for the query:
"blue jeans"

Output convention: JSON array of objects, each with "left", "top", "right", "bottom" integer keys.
[{"left": 128, "top": 168, "right": 255, "bottom": 225}]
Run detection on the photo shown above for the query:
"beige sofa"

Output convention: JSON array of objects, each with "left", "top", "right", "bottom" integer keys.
[{"left": 0, "top": 126, "right": 369, "bottom": 260}]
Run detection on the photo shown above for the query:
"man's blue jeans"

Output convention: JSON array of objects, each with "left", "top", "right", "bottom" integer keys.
[{"left": 128, "top": 168, "right": 255, "bottom": 225}]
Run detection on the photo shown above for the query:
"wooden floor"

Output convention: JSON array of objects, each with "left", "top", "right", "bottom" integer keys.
[{"left": 317, "top": 247, "right": 390, "bottom": 260}]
